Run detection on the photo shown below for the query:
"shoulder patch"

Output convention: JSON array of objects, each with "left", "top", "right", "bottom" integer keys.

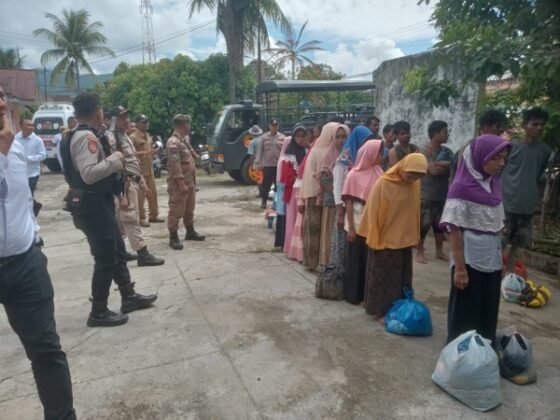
[{"left": 87, "top": 134, "right": 98, "bottom": 154}]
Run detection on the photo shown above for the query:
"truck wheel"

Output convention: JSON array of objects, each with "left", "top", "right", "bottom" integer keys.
[
  {"left": 45, "top": 159, "right": 61, "bottom": 173},
  {"left": 228, "top": 170, "right": 242, "bottom": 182},
  {"left": 241, "top": 158, "right": 258, "bottom": 185}
]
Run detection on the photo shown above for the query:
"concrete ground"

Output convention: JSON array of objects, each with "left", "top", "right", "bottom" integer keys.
[{"left": 1, "top": 171, "right": 559, "bottom": 420}]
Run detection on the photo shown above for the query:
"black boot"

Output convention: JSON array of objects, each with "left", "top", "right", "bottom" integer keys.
[
  {"left": 260, "top": 198, "right": 267, "bottom": 209},
  {"left": 169, "top": 231, "right": 183, "bottom": 250},
  {"left": 120, "top": 282, "right": 158, "bottom": 313},
  {"left": 87, "top": 300, "right": 128, "bottom": 327},
  {"left": 185, "top": 225, "right": 205, "bottom": 241},
  {"left": 137, "top": 246, "right": 165, "bottom": 266},
  {"left": 125, "top": 251, "right": 138, "bottom": 262}
]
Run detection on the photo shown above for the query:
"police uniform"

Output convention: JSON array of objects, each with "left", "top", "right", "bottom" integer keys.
[
  {"left": 166, "top": 114, "right": 205, "bottom": 250},
  {"left": 106, "top": 128, "right": 164, "bottom": 267},
  {"left": 60, "top": 122, "right": 157, "bottom": 327},
  {"left": 129, "top": 121, "right": 161, "bottom": 224}
]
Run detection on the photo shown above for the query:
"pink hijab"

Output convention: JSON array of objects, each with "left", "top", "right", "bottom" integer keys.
[
  {"left": 342, "top": 140, "right": 384, "bottom": 202},
  {"left": 301, "top": 122, "right": 350, "bottom": 199},
  {"left": 276, "top": 136, "right": 292, "bottom": 182}
]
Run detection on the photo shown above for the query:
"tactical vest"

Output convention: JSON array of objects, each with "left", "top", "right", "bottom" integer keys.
[{"left": 60, "top": 124, "right": 119, "bottom": 194}]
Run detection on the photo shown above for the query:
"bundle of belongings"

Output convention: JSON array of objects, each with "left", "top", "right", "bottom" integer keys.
[
  {"left": 496, "top": 327, "right": 537, "bottom": 385},
  {"left": 432, "top": 331, "right": 502, "bottom": 411},
  {"left": 501, "top": 273, "right": 552, "bottom": 309},
  {"left": 384, "top": 288, "right": 432, "bottom": 336}
]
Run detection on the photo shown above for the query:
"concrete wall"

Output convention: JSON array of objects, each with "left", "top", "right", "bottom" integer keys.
[{"left": 373, "top": 52, "right": 481, "bottom": 151}]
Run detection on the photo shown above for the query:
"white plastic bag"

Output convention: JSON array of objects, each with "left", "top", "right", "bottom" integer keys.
[
  {"left": 432, "top": 330, "right": 502, "bottom": 411},
  {"left": 501, "top": 273, "right": 526, "bottom": 303},
  {"left": 496, "top": 327, "right": 536, "bottom": 385}
]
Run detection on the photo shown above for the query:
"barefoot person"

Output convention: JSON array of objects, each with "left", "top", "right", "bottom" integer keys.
[
  {"left": 357, "top": 153, "right": 428, "bottom": 323},
  {"left": 416, "top": 120, "right": 452, "bottom": 264}
]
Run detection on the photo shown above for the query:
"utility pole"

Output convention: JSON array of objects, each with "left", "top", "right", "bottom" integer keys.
[
  {"left": 43, "top": 67, "right": 48, "bottom": 102},
  {"left": 140, "top": 0, "right": 156, "bottom": 64}
]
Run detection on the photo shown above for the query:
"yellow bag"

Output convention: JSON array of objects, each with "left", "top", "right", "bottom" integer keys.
[{"left": 519, "top": 280, "right": 552, "bottom": 308}]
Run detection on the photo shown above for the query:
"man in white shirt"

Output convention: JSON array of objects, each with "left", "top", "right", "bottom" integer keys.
[
  {"left": 55, "top": 116, "right": 77, "bottom": 170},
  {"left": 0, "top": 87, "right": 76, "bottom": 419},
  {"left": 14, "top": 119, "right": 46, "bottom": 215}
]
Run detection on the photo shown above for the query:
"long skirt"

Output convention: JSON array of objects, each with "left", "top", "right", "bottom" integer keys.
[
  {"left": 284, "top": 189, "right": 304, "bottom": 262},
  {"left": 344, "top": 235, "right": 368, "bottom": 304},
  {"left": 303, "top": 198, "right": 322, "bottom": 270},
  {"left": 318, "top": 206, "right": 337, "bottom": 268},
  {"left": 447, "top": 265, "right": 501, "bottom": 345},
  {"left": 364, "top": 247, "right": 413, "bottom": 318}
]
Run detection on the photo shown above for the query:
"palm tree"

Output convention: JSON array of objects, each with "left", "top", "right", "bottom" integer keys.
[
  {"left": 33, "top": 9, "right": 115, "bottom": 93},
  {"left": 0, "top": 48, "right": 25, "bottom": 68},
  {"left": 188, "top": 0, "right": 289, "bottom": 102},
  {"left": 267, "top": 20, "right": 324, "bottom": 79}
]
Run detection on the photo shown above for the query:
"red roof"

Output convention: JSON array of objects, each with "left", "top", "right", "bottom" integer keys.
[{"left": 0, "top": 68, "right": 37, "bottom": 101}]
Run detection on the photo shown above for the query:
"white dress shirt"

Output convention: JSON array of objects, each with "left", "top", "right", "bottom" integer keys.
[
  {"left": 0, "top": 141, "right": 38, "bottom": 257},
  {"left": 54, "top": 132, "right": 64, "bottom": 169},
  {"left": 14, "top": 131, "right": 46, "bottom": 178}
]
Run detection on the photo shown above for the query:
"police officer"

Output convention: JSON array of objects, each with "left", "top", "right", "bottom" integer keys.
[
  {"left": 106, "top": 106, "right": 165, "bottom": 267},
  {"left": 129, "top": 114, "right": 164, "bottom": 227},
  {"left": 167, "top": 114, "right": 205, "bottom": 250},
  {"left": 60, "top": 93, "right": 157, "bottom": 327}
]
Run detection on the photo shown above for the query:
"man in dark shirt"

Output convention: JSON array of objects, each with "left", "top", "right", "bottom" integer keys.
[
  {"left": 388, "top": 120, "right": 419, "bottom": 167},
  {"left": 502, "top": 108, "right": 552, "bottom": 272},
  {"left": 416, "top": 120, "right": 453, "bottom": 263}
]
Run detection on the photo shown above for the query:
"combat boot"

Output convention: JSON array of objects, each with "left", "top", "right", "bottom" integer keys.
[
  {"left": 125, "top": 251, "right": 138, "bottom": 262},
  {"left": 137, "top": 246, "right": 165, "bottom": 266},
  {"left": 185, "top": 225, "right": 205, "bottom": 241},
  {"left": 169, "top": 231, "right": 183, "bottom": 250},
  {"left": 260, "top": 198, "right": 267, "bottom": 209},
  {"left": 87, "top": 300, "right": 128, "bottom": 327},
  {"left": 120, "top": 282, "right": 158, "bottom": 313}
]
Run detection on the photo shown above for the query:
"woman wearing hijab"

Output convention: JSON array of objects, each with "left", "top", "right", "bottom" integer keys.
[
  {"left": 342, "top": 140, "right": 384, "bottom": 304},
  {"left": 301, "top": 122, "right": 349, "bottom": 271},
  {"left": 439, "top": 134, "right": 509, "bottom": 345},
  {"left": 330, "top": 125, "right": 374, "bottom": 271},
  {"left": 280, "top": 125, "right": 308, "bottom": 255},
  {"left": 357, "top": 153, "right": 428, "bottom": 322},
  {"left": 273, "top": 137, "right": 292, "bottom": 248}
]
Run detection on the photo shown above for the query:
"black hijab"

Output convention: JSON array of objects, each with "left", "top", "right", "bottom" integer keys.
[{"left": 285, "top": 125, "right": 307, "bottom": 164}]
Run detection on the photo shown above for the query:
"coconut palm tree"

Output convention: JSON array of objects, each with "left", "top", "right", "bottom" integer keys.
[
  {"left": 267, "top": 20, "right": 324, "bottom": 79},
  {"left": 188, "top": 0, "right": 289, "bottom": 102},
  {"left": 0, "top": 48, "right": 25, "bottom": 68},
  {"left": 33, "top": 9, "right": 115, "bottom": 93}
]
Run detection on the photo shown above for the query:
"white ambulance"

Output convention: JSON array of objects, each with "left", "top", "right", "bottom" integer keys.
[{"left": 32, "top": 102, "right": 75, "bottom": 172}]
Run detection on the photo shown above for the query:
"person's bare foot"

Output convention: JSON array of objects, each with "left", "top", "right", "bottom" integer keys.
[
  {"left": 377, "top": 317, "right": 385, "bottom": 325},
  {"left": 436, "top": 251, "right": 449, "bottom": 262},
  {"left": 415, "top": 251, "right": 427, "bottom": 264}
]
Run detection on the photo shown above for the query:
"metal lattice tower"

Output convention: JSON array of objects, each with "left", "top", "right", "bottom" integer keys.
[{"left": 140, "top": 0, "right": 156, "bottom": 64}]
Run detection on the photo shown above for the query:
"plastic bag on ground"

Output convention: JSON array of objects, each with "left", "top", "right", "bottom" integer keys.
[
  {"left": 432, "top": 330, "right": 502, "bottom": 411},
  {"left": 315, "top": 264, "right": 343, "bottom": 300},
  {"left": 384, "top": 288, "right": 432, "bottom": 336},
  {"left": 501, "top": 273, "right": 526, "bottom": 303},
  {"left": 496, "top": 327, "right": 537, "bottom": 385}
]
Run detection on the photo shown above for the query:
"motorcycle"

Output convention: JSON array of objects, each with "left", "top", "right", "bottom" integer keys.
[
  {"left": 153, "top": 138, "right": 166, "bottom": 178},
  {"left": 198, "top": 144, "right": 211, "bottom": 175}
]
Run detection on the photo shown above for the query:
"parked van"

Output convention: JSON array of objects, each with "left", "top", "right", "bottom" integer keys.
[{"left": 32, "top": 102, "right": 74, "bottom": 172}]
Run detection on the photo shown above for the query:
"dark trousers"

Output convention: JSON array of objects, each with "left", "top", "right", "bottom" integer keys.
[
  {"left": 29, "top": 176, "right": 42, "bottom": 217},
  {"left": 260, "top": 166, "right": 277, "bottom": 200},
  {"left": 0, "top": 246, "right": 76, "bottom": 420},
  {"left": 344, "top": 235, "right": 368, "bottom": 304},
  {"left": 73, "top": 193, "right": 132, "bottom": 301},
  {"left": 447, "top": 265, "right": 502, "bottom": 345}
]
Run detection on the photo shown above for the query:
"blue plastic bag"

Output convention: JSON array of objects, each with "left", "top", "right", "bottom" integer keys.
[{"left": 384, "top": 288, "right": 433, "bottom": 336}]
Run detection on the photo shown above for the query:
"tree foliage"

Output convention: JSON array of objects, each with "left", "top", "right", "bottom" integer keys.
[
  {"left": 98, "top": 54, "right": 254, "bottom": 138},
  {"left": 417, "top": 0, "right": 560, "bottom": 146},
  {"left": 266, "top": 20, "right": 324, "bottom": 79},
  {"left": 188, "top": 0, "right": 289, "bottom": 103},
  {"left": 33, "top": 9, "right": 114, "bottom": 93},
  {"left": 0, "top": 48, "right": 25, "bottom": 68}
]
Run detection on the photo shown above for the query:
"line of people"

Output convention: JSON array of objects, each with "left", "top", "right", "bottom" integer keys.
[{"left": 264, "top": 107, "right": 551, "bottom": 347}]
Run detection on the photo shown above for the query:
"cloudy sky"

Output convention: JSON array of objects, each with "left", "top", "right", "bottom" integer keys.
[{"left": 0, "top": 0, "right": 437, "bottom": 78}]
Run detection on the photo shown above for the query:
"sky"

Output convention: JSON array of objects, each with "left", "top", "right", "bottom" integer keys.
[{"left": 0, "top": 0, "right": 438, "bottom": 78}]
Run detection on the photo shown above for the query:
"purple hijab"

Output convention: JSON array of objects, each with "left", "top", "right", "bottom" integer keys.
[{"left": 447, "top": 134, "right": 510, "bottom": 206}]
